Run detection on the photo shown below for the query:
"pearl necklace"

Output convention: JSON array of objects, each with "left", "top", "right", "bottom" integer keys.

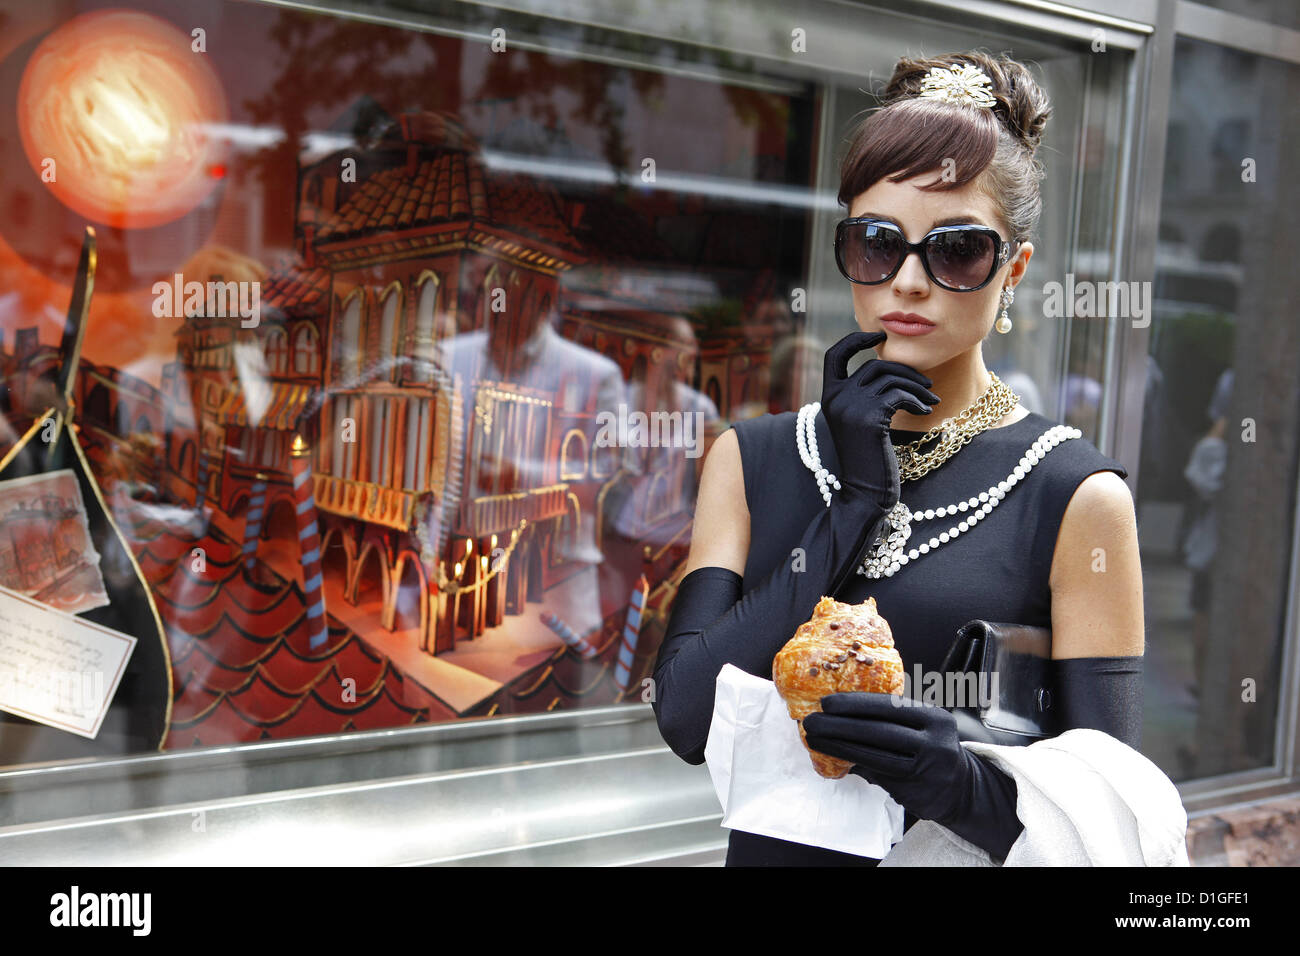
[
  {"left": 797, "top": 373, "right": 1015, "bottom": 505},
  {"left": 797, "top": 402, "right": 841, "bottom": 506},
  {"left": 794, "top": 402, "right": 1082, "bottom": 577},
  {"left": 857, "top": 424, "right": 1081, "bottom": 578}
]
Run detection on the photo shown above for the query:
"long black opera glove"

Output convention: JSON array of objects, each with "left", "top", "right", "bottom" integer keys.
[
  {"left": 803, "top": 655, "right": 1144, "bottom": 863},
  {"left": 651, "top": 332, "right": 940, "bottom": 765}
]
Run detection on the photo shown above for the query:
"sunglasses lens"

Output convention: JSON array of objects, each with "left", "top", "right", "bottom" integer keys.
[
  {"left": 926, "top": 230, "right": 996, "bottom": 290},
  {"left": 838, "top": 222, "right": 903, "bottom": 283}
]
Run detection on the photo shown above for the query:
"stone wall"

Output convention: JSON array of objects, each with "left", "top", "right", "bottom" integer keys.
[{"left": 1186, "top": 795, "right": 1300, "bottom": 866}]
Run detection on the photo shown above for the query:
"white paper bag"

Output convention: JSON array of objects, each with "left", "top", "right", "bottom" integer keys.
[{"left": 704, "top": 663, "right": 905, "bottom": 857}]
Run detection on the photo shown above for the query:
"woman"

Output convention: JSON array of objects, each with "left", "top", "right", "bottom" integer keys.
[{"left": 651, "top": 51, "right": 1145, "bottom": 866}]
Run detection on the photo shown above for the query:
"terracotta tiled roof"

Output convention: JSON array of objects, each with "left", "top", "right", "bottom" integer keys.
[
  {"left": 262, "top": 262, "right": 330, "bottom": 316},
  {"left": 315, "top": 152, "right": 580, "bottom": 254},
  {"left": 315, "top": 152, "right": 480, "bottom": 239},
  {"left": 481, "top": 175, "right": 579, "bottom": 251}
]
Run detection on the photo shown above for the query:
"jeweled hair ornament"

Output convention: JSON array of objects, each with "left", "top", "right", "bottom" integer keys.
[{"left": 917, "top": 62, "right": 997, "bottom": 109}]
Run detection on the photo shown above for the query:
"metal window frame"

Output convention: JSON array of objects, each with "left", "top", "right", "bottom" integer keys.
[{"left": 1175, "top": 1, "right": 1300, "bottom": 62}]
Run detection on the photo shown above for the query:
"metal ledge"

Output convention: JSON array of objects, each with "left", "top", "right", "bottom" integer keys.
[
  {"left": 0, "top": 704, "right": 665, "bottom": 828},
  {"left": 418, "top": 815, "right": 728, "bottom": 865},
  {"left": 0, "top": 738, "right": 724, "bottom": 865}
]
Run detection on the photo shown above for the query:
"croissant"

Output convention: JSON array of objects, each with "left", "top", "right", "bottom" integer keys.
[{"left": 772, "top": 595, "right": 906, "bottom": 778}]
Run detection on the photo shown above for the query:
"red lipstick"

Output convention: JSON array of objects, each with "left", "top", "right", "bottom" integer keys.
[{"left": 880, "top": 312, "right": 936, "bottom": 336}]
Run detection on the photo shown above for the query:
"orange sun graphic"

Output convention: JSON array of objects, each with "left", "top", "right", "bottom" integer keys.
[{"left": 17, "top": 9, "right": 229, "bottom": 230}]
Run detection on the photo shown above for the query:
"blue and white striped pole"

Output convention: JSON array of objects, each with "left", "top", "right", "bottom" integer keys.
[
  {"left": 540, "top": 611, "right": 599, "bottom": 659},
  {"left": 614, "top": 574, "right": 648, "bottom": 693},
  {"left": 291, "top": 435, "right": 329, "bottom": 650},
  {"left": 242, "top": 472, "right": 268, "bottom": 570},
  {"left": 194, "top": 443, "right": 209, "bottom": 513}
]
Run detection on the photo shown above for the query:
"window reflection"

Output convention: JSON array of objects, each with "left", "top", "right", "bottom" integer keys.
[
  {"left": 1138, "top": 37, "right": 1297, "bottom": 782},
  {"left": 0, "top": 2, "right": 810, "bottom": 762}
]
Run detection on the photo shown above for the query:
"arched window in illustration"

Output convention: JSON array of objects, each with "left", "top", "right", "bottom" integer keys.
[
  {"left": 338, "top": 289, "right": 364, "bottom": 384},
  {"left": 560, "top": 429, "right": 588, "bottom": 481},
  {"left": 378, "top": 282, "right": 402, "bottom": 380},
  {"left": 551, "top": 493, "right": 582, "bottom": 568},
  {"left": 705, "top": 375, "right": 722, "bottom": 413},
  {"left": 590, "top": 438, "right": 617, "bottom": 479},
  {"left": 390, "top": 551, "right": 427, "bottom": 633},
  {"left": 264, "top": 326, "right": 289, "bottom": 374},
  {"left": 293, "top": 323, "right": 319, "bottom": 376},
  {"left": 414, "top": 272, "right": 439, "bottom": 383},
  {"left": 350, "top": 541, "right": 390, "bottom": 608}
]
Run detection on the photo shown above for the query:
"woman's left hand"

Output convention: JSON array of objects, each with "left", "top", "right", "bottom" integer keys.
[{"left": 802, "top": 691, "right": 971, "bottom": 825}]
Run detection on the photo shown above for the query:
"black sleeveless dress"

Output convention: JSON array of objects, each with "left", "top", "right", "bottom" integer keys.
[{"left": 726, "top": 406, "right": 1128, "bottom": 866}]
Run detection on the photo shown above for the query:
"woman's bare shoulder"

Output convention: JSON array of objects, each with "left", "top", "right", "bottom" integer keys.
[{"left": 681, "top": 426, "right": 750, "bottom": 578}]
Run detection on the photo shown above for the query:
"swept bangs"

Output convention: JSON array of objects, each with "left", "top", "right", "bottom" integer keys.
[{"left": 837, "top": 99, "right": 1001, "bottom": 211}]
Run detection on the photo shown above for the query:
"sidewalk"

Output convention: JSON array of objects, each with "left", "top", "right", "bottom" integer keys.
[{"left": 1187, "top": 795, "right": 1300, "bottom": 866}]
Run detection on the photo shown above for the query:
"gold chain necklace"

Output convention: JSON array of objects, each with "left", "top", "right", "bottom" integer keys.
[{"left": 893, "top": 371, "right": 1020, "bottom": 481}]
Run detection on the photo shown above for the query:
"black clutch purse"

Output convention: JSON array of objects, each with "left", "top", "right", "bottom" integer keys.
[{"left": 937, "top": 620, "right": 1063, "bottom": 748}]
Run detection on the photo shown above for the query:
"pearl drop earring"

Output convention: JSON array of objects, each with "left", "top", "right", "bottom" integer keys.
[{"left": 996, "top": 286, "right": 1015, "bottom": 334}]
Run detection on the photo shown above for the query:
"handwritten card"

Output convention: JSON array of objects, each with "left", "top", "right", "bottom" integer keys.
[{"left": 0, "top": 583, "right": 137, "bottom": 739}]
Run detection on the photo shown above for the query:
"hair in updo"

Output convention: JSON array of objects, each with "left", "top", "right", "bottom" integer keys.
[{"left": 838, "top": 50, "right": 1053, "bottom": 243}]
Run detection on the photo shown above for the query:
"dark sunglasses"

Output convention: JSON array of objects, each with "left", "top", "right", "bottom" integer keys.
[{"left": 834, "top": 218, "right": 1021, "bottom": 292}]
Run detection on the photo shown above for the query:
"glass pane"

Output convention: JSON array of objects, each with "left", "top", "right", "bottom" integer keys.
[
  {"left": 0, "top": 0, "right": 811, "bottom": 765},
  {"left": 1137, "top": 35, "right": 1298, "bottom": 781},
  {"left": 0, "top": 0, "right": 1142, "bottom": 776}
]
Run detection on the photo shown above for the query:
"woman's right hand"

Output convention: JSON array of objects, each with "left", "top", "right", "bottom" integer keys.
[{"left": 819, "top": 330, "right": 941, "bottom": 511}]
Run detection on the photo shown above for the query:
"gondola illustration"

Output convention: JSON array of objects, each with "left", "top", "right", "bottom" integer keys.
[{"left": 0, "top": 226, "right": 173, "bottom": 764}]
